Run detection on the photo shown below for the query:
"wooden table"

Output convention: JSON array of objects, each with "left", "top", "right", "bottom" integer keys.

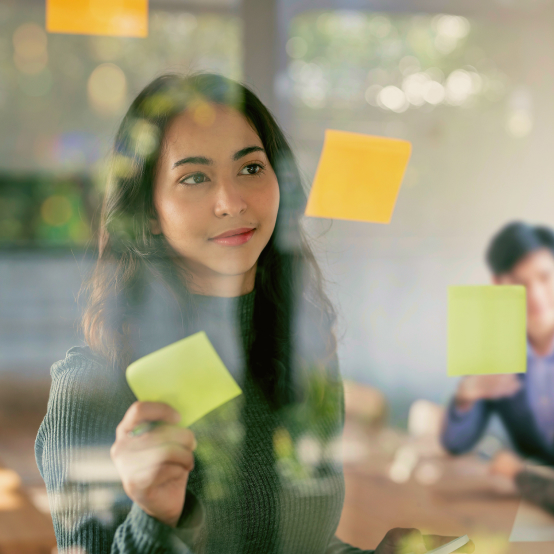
[
  {"left": 0, "top": 466, "right": 56, "bottom": 554},
  {"left": 336, "top": 423, "right": 554, "bottom": 553}
]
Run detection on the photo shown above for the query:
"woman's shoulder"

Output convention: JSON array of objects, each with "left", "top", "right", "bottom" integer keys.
[
  {"left": 50, "top": 345, "right": 106, "bottom": 375},
  {"left": 41, "top": 346, "right": 133, "bottom": 439},
  {"left": 36, "top": 346, "right": 134, "bottom": 477},
  {"left": 49, "top": 345, "right": 126, "bottom": 393}
]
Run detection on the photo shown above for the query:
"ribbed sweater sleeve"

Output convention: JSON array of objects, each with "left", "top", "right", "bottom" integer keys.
[
  {"left": 326, "top": 536, "right": 374, "bottom": 553},
  {"left": 35, "top": 350, "right": 195, "bottom": 554}
]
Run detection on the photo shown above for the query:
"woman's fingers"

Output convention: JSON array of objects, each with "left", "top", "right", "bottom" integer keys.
[
  {"left": 110, "top": 403, "right": 194, "bottom": 527},
  {"left": 423, "top": 535, "right": 475, "bottom": 553},
  {"left": 116, "top": 401, "right": 181, "bottom": 438},
  {"left": 131, "top": 442, "right": 195, "bottom": 468},
  {"left": 126, "top": 425, "right": 197, "bottom": 452},
  {"left": 376, "top": 528, "right": 426, "bottom": 554},
  {"left": 111, "top": 402, "right": 196, "bottom": 470},
  {"left": 117, "top": 443, "right": 195, "bottom": 493},
  {"left": 133, "top": 446, "right": 195, "bottom": 481},
  {"left": 376, "top": 529, "right": 475, "bottom": 554}
]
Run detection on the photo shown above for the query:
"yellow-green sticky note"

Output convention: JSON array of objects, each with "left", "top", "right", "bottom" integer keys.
[
  {"left": 126, "top": 331, "right": 242, "bottom": 427},
  {"left": 305, "top": 130, "right": 412, "bottom": 223},
  {"left": 448, "top": 285, "right": 527, "bottom": 377}
]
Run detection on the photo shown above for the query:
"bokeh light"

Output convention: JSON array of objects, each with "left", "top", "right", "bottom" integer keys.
[
  {"left": 369, "top": 15, "right": 391, "bottom": 39},
  {"left": 0, "top": 468, "right": 24, "bottom": 511},
  {"left": 40, "top": 195, "right": 73, "bottom": 227},
  {"left": 378, "top": 86, "right": 408, "bottom": 113},
  {"left": 433, "top": 14, "right": 470, "bottom": 55},
  {"left": 13, "top": 23, "right": 48, "bottom": 75},
  {"left": 192, "top": 100, "right": 217, "bottom": 126},
  {"left": 364, "top": 84, "right": 382, "bottom": 107},
  {"left": 130, "top": 119, "right": 160, "bottom": 156},
  {"left": 87, "top": 62, "right": 127, "bottom": 115},
  {"left": 388, "top": 445, "right": 419, "bottom": 483},
  {"left": 286, "top": 36, "right": 308, "bottom": 59},
  {"left": 506, "top": 110, "right": 533, "bottom": 137},
  {"left": 286, "top": 12, "right": 511, "bottom": 114},
  {"left": 506, "top": 86, "right": 533, "bottom": 137},
  {"left": 414, "top": 461, "right": 443, "bottom": 486},
  {"left": 445, "top": 69, "right": 473, "bottom": 105}
]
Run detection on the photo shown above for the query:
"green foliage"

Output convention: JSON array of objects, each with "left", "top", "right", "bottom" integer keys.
[{"left": 0, "top": 173, "right": 94, "bottom": 247}]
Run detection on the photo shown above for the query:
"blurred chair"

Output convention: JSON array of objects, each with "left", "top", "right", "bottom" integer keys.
[
  {"left": 408, "top": 399, "right": 445, "bottom": 440},
  {"left": 0, "top": 466, "right": 56, "bottom": 553},
  {"left": 343, "top": 379, "right": 388, "bottom": 430},
  {"left": 387, "top": 399, "right": 447, "bottom": 485}
]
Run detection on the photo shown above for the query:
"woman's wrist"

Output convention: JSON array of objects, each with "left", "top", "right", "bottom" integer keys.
[{"left": 145, "top": 508, "right": 180, "bottom": 528}]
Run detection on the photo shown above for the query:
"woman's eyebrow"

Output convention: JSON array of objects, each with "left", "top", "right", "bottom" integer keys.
[
  {"left": 232, "top": 146, "right": 265, "bottom": 161},
  {"left": 172, "top": 156, "right": 213, "bottom": 169},
  {"left": 171, "top": 146, "right": 265, "bottom": 169}
]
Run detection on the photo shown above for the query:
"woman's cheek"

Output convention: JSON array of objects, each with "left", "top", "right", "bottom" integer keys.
[{"left": 263, "top": 180, "right": 280, "bottom": 224}]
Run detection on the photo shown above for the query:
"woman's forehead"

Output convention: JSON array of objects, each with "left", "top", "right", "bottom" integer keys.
[
  {"left": 156, "top": 105, "right": 264, "bottom": 170},
  {"left": 164, "top": 105, "right": 261, "bottom": 148}
]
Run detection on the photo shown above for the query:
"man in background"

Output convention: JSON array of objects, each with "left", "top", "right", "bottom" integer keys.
[{"left": 442, "top": 221, "right": 554, "bottom": 464}]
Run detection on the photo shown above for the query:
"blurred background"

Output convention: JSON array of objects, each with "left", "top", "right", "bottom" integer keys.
[{"left": 2, "top": 0, "right": 554, "bottom": 552}]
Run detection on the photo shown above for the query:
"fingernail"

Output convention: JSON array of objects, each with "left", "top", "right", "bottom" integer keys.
[{"left": 128, "top": 422, "right": 157, "bottom": 437}]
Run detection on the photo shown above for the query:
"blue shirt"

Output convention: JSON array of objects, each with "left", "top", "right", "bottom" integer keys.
[
  {"left": 526, "top": 342, "right": 554, "bottom": 444},
  {"left": 442, "top": 339, "right": 554, "bottom": 462}
]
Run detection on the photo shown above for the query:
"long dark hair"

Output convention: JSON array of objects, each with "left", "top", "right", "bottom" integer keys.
[{"left": 81, "top": 73, "right": 336, "bottom": 405}]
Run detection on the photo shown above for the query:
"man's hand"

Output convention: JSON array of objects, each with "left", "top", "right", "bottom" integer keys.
[
  {"left": 455, "top": 374, "right": 522, "bottom": 412},
  {"left": 374, "top": 528, "right": 475, "bottom": 554},
  {"left": 489, "top": 450, "right": 525, "bottom": 480}
]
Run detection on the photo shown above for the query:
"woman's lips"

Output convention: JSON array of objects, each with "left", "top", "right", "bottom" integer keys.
[{"left": 210, "top": 228, "right": 256, "bottom": 246}]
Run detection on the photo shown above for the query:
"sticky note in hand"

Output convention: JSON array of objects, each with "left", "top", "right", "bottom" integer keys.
[
  {"left": 448, "top": 285, "right": 527, "bottom": 377},
  {"left": 408, "top": 534, "right": 470, "bottom": 554},
  {"left": 305, "top": 130, "right": 411, "bottom": 223},
  {"left": 126, "top": 331, "right": 242, "bottom": 428},
  {"left": 46, "top": 0, "right": 148, "bottom": 37}
]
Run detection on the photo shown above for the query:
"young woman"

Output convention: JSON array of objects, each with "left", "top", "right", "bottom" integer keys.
[{"left": 35, "top": 73, "right": 470, "bottom": 554}]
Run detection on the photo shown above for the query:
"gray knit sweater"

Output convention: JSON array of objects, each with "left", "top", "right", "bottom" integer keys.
[{"left": 35, "top": 289, "right": 374, "bottom": 554}]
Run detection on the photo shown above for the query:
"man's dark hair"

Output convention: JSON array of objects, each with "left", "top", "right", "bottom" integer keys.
[{"left": 486, "top": 221, "right": 554, "bottom": 275}]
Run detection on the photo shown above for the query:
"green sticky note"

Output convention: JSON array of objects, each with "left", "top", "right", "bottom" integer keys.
[
  {"left": 126, "top": 331, "right": 242, "bottom": 427},
  {"left": 448, "top": 285, "right": 527, "bottom": 376}
]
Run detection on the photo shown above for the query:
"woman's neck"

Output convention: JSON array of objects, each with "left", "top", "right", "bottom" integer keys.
[{"left": 182, "top": 263, "right": 257, "bottom": 298}]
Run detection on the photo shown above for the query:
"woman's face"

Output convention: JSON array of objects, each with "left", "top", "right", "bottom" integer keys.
[{"left": 151, "top": 104, "right": 280, "bottom": 296}]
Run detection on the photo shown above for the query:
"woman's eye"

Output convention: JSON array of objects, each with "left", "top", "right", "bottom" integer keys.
[
  {"left": 180, "top": 173, "right": 208, "bottom": 185},
  {"left": 240, "top": 163, "right": 264, "bottom": 176}
]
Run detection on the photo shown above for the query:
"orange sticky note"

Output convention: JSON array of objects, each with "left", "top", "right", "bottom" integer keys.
[
  {"left": 46, "top": 0, "right": 148, "bottom": 37},
  {"left": 305, "top": 130, "right": 411, "bottom": 223}
]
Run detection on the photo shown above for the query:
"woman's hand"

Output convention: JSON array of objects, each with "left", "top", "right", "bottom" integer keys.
[
  {"left": 374, "top": 528, "right": 475, "bottom": 554},
  {"left": 111, "top": 401, "right": 196, "bottom": 527}
]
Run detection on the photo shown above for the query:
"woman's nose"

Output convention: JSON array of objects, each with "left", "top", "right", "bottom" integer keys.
[{"left": 213, "top": 179, "right": 247, "bottom": 218}]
